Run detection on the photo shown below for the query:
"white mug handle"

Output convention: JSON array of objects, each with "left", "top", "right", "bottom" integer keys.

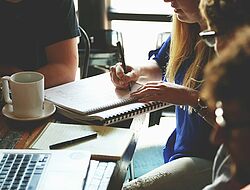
[{"left": 1, "top": 76, "right": 12, "bottom": 104}]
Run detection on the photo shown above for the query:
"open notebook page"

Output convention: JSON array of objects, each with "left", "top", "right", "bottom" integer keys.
[{"left": 45, "top": 73, "right": 142, "bottom": 115}]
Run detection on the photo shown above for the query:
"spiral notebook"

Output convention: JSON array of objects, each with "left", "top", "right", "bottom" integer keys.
[{"left": 45, "top": 73, "right": 171, "bottom": 125}]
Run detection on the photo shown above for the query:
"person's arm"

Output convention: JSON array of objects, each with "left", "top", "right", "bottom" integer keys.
[
  {"left": 0, "top": 37, "right": 79, "bottom": 89},
  {"left": 38, "top": 37, "right": 79, "bottom": 88},
  {"left": 130, "top": 80, "right": 215, "bottom": 126},
  {"left": 110, "top": 36, "right": 171, "bottom": 89},
  {"left": 136, "top": 60, "right": 162, "bottom": 80},
  {"left": 38, "top": 0, "right": 79, "bottom": 88},
  {"left": 241, "top": 184, "right": 250, "bottom": 190},
  {"left": 0, "top": 66, "right": 21, "bottom": 76}
]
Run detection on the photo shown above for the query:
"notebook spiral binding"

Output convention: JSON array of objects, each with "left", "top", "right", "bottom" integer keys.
[
  {"left": 56, "top": 101, "right": 171, "bottom": 126},
  {"left": 83, "top": 98, "right": 137, "bottom": 115},
  {"left": 103, "top": 101, "right": 170, "bottom": 125}
]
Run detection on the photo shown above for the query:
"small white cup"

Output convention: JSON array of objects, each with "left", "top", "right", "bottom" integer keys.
[{"left": 1, "top": 71, "right": 44, "bottom": 118}]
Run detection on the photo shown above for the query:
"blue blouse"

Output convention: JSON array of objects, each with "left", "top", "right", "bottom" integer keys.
[{"left": 150, "top": 36, "right": 217, "bottom": 163}]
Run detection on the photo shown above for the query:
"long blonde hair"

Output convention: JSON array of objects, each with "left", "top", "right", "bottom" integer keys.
[{"left": 166, "top": 15, "right": 212, "bottom": 89}]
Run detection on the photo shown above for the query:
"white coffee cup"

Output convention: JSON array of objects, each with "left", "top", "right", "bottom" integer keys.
[{"left": 1, "top": 71, "right": 44, "bottom": 118}]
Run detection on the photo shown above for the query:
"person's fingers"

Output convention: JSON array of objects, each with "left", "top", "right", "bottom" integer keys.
[
  {"left": 142, "top": 81, "right": 163, "bottom": 85},
  {"left": 131, "top": 87, "right": 155, "bottom": 98},
  {"left": 131, "top": 83, "right": 158, "bottom": 94},
  {"left": 130, "top": 84, "right": 167, "bottom": 102},
  {"left": 110, "top": 66, "right": 120, "bottom": 84},
  {"left": 109, "top": 63, "right": 127, "bottom": 89},
  {"left": 110, "top": 63, "right": 140, "bottom": 90},
  {"left": 132, "top": 92, "right": 160, "bottom": 103},
  {"left": 116, "top": 64, "right": 126, "bottom": 79},
  {"left": 125, "top": 70, "right": 139, "bottom": 83},
  {"left": 115, "top": 65, "right": 139, "bottom": 85}
]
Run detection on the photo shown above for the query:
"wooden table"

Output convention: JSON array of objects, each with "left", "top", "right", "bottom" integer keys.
[{"left": 0, "top": 109, "right": 148, "bottom": 190}]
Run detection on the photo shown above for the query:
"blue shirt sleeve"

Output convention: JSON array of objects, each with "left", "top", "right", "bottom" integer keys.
[{"left": 148, "top": 36, "right": 171, "bottom": 77}]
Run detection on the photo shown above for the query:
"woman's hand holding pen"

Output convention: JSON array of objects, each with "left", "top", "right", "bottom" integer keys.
[{"left": 110, "top": 62, "right": 139, "bottom": 90}]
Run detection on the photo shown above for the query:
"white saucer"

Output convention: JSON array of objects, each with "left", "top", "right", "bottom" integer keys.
[{"left": 2, "top": 101, "right": 56, "bottom": 121}]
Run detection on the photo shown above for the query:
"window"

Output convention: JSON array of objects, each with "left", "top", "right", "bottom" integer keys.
[
  {"left": 110, "top": 0, "right": 173, "bottom": 66},
  {"left": 110, "top": 0, "right": 172, "bottom": 15},
  {"left": 111, "top": 21, "right": 171, "bottom": 66}
]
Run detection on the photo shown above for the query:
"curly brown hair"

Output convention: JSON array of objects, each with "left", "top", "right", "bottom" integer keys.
[
  {"left": 201, "top": 26, "right": 250, "bottom": 111},
  {"left": 199, "top": 0, "right": 250, "bottom": 34}
]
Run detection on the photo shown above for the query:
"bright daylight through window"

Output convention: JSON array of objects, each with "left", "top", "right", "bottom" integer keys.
[{"left": 110, "top": 0, "right": 173, "bottom": 66}]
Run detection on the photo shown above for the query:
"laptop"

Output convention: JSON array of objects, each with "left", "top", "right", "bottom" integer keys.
[{"left": 0, "top": 149, "right": 91, "bottom": 190}]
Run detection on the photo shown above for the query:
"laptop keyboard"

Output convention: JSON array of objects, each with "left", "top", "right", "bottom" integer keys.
[
  {"left": 85, "top": 160, "right": 116, "bottom": 190},
  {"left": 0, "top": 153, "right": 50, "bottom": 190},
  {"left": 0, "top": 153, "right": 115, "bottom": 190}
]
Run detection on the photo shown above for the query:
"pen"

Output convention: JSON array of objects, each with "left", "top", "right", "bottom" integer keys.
[
  {"left": 49, "top": 132, "right": 97, "bottom": 149},
  {"left": 116, "top": 41, "right": 131, "bottom": 91}
]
